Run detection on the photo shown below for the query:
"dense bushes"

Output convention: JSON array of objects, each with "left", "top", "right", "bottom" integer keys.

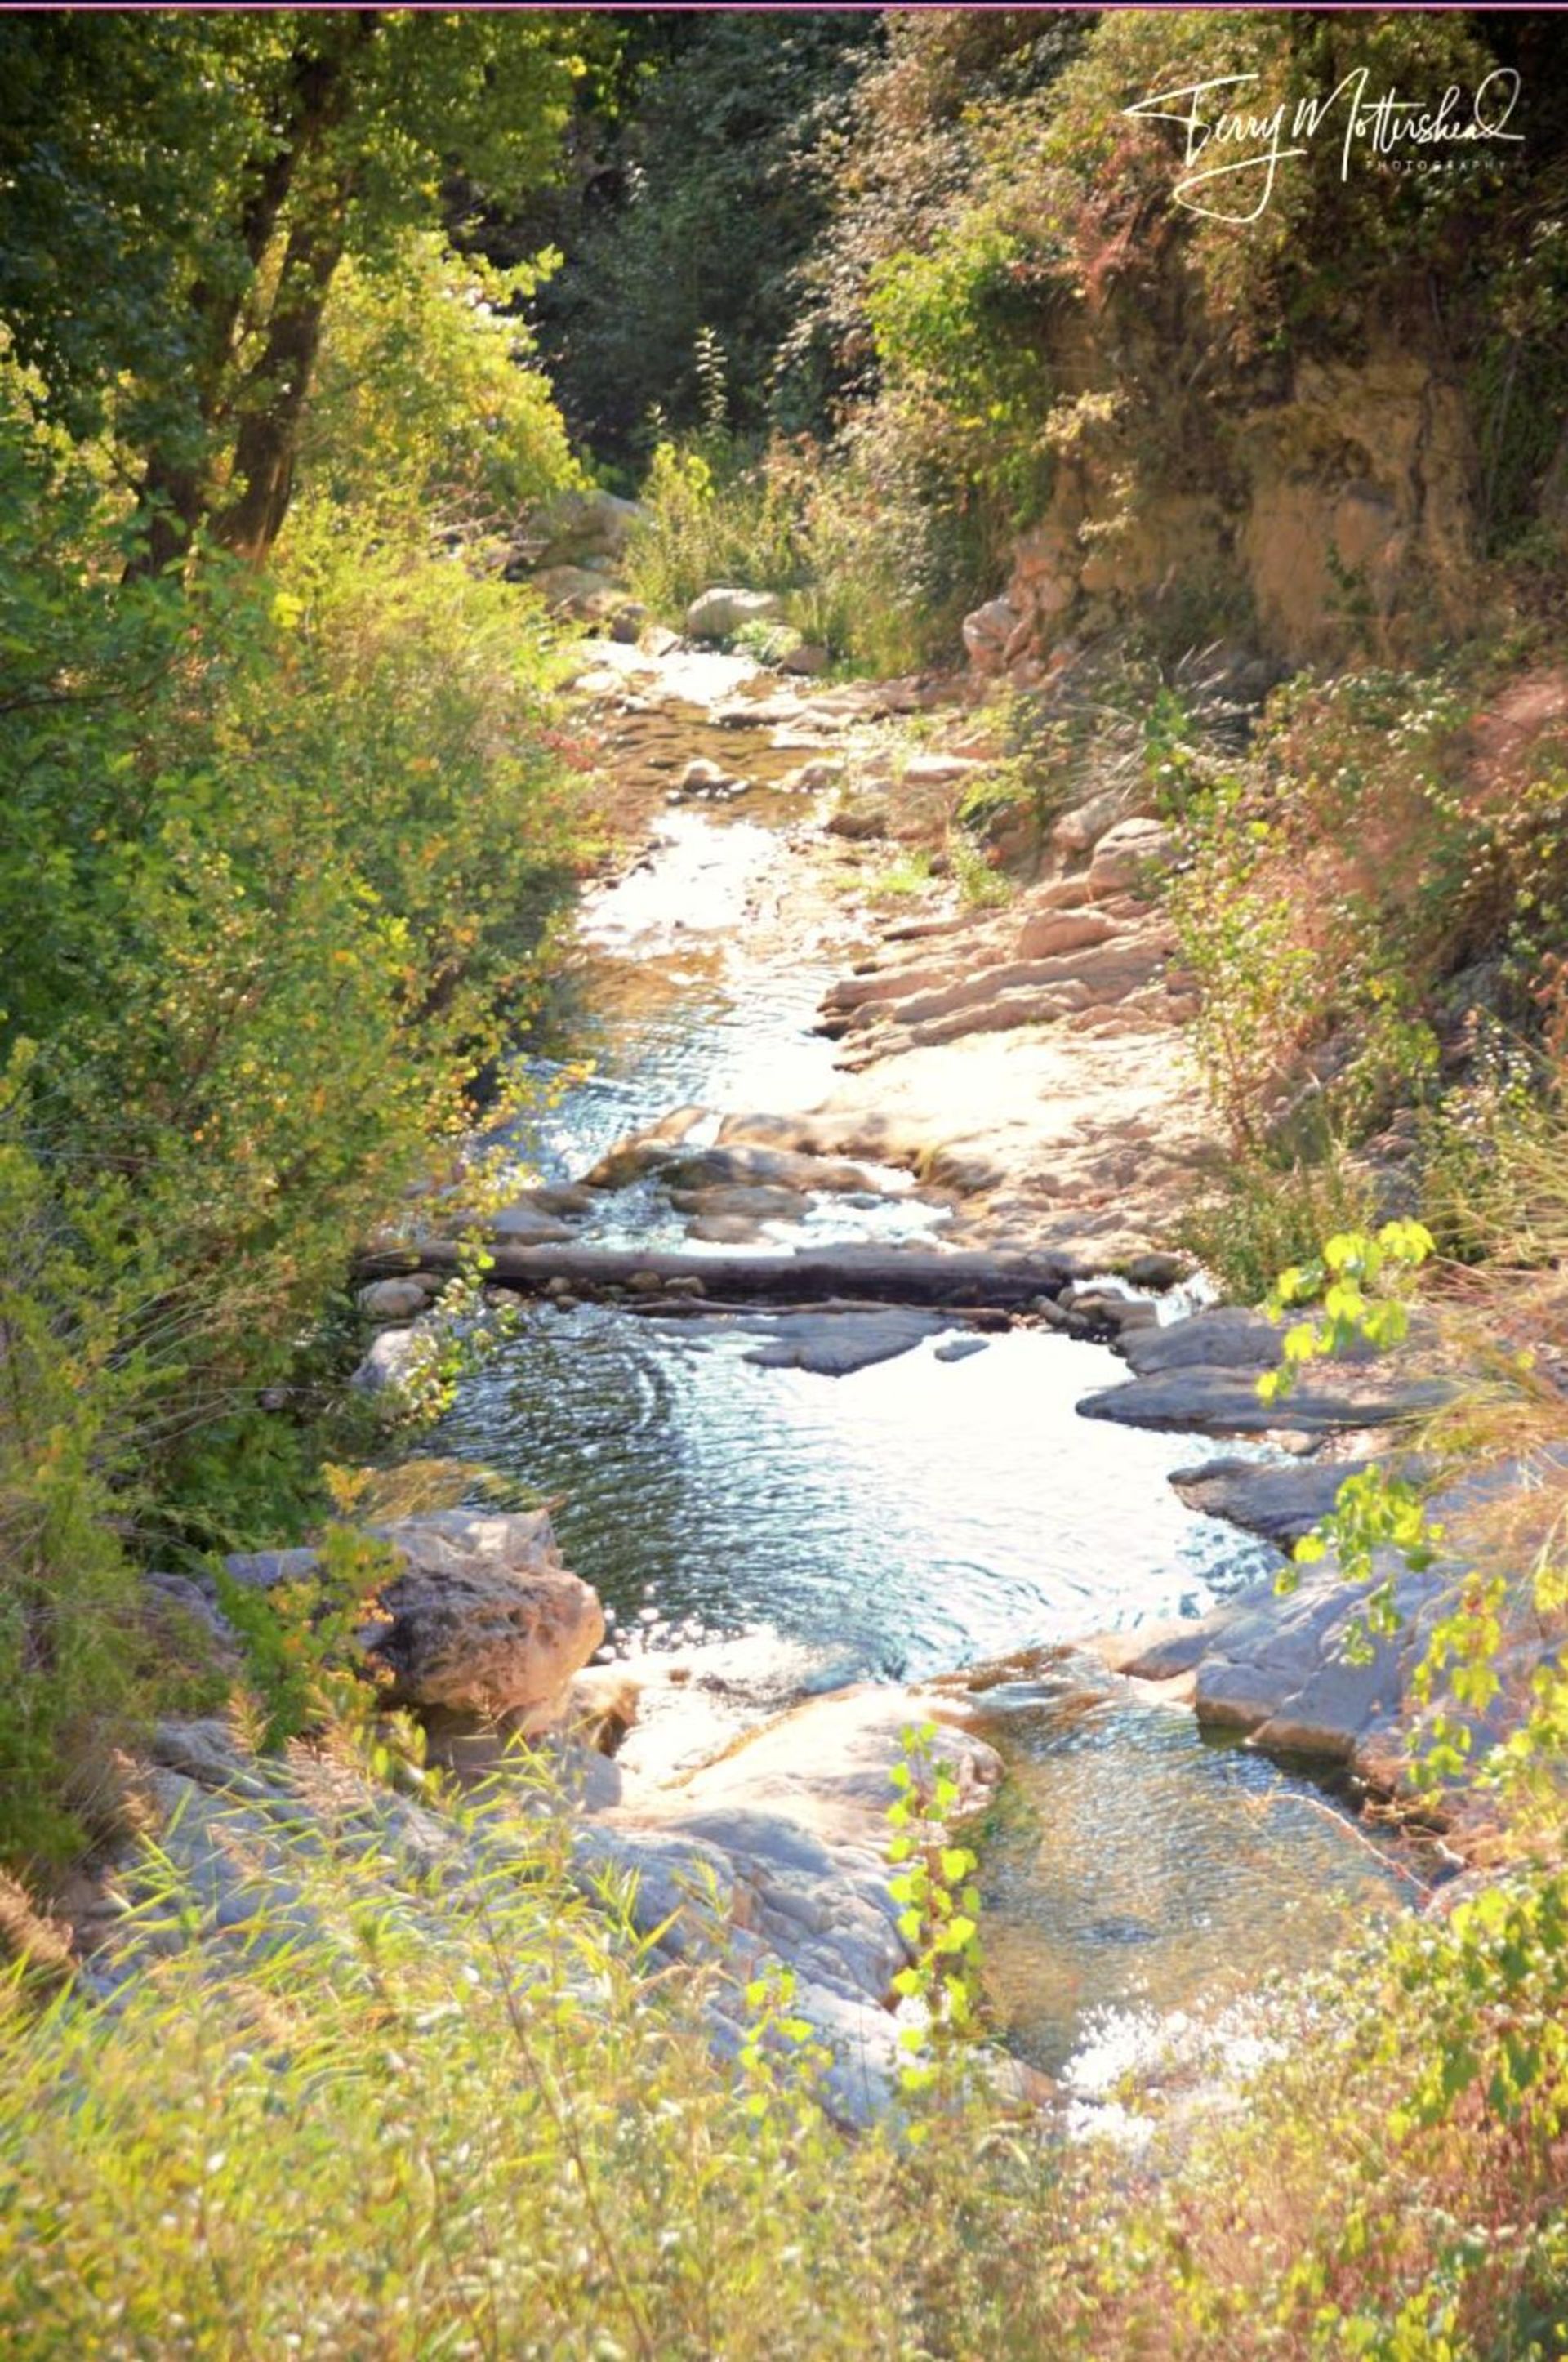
[
  {"left": 0, "top": 296, "right": 589, "bottom": 1866},
  {"left": 564, "top": 8, "right": 1568, "bottom": 676},
  {"left": 524, "top": 13, "right": 877, "bottom": 463},
  {"left": 1154, "top": 644, "right": 1568, "bottom": 1295}
]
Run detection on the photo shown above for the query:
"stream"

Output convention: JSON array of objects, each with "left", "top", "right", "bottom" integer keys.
[{"left": 433, "top": 648, "right": 1412, "bottom": 2079}]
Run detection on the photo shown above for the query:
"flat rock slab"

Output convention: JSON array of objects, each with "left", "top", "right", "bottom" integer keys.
[
  {"left": 1114, "top": 1553, "right": 1450, "bottom": 1767},
  {"left": 1078, "top": 1365, "right": 1450, "bottom": 1436},
  {"left": 1120, "top": 1308, "right": 1287, "bottom": 1377},
  {"left": 742, "top": 1308, "right": 947, "bottom": 1376},
  {"left": 662, "top": 1143, "right": 883, "bottom": 1195},
  {"left": 1169, "top": 1454, "right": 1379, "bottom": 1545},
  {"left": 934, "top": 1333, "right": 990, "bottom": 1364},
  {"left": 592, "top": 1680, "right": 1003, "bottom": 2122}
]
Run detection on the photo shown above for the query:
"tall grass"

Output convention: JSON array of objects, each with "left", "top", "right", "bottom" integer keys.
[
  {"left": 624, "top": 435, "right": 940, "bottom": 679},
  {"left": 5, "top": 1749, "right": 1568, "bottom": 2358}
]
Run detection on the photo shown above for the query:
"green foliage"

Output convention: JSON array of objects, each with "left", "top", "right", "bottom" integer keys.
[
  {"left": 946, "top": 831, "right": 1014, "bottom": 911},
  {"left": 625, "top": 432, "right": 937, "bottom": 677},
  {"left": 885, "top": 1721, "right": 984, "bottom": 2108},
  {"left": 1260, "top": 1219, "right": 1437, "bottom": 1404},
  {"left": 301, "top": 233, "right": 581, "bottom": 533},
  {"left": 0, "top": 1788, "right": 1074, "bottom": 2360},
  {"left": 7, "top": 1726, "right": 1568, "bottom": 2356},
  {"left": 1179, "top": 1141, "right": 1379, "bottom": 1308},
  {"left": 0, "top": 321, "right": 588, "bottom": 1864},
  {"left": 0, "top": 1100, "right": 181, "bottom": 1869},
  {"left": 624, "top": 436, "right": 799, "bottom": 622},
  {"left": 1167, "top": 773, "right": 1339, "bottom": 1156},
  {"left": 864, "top": 849, "right": 936, "bottom": 905},
  {"left": 1258, "top": 1218, "right": 1568, "bottom": 1815},
  {"left": 525, "top": 13, "right": 876, "bottom": 460},
  {"left": 0, "top": 11, "right": 585, "bottom": 567},
  {"left": 866, "top": 215, "right": 1057, "bottom": 546},
  {"left": 215, "top": 1525, "right": 399, "bottom": 1755}
]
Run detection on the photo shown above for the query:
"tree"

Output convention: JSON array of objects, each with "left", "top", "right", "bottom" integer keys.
[{"left": 0, "top": 9, "right": 587, "bottom": 569}]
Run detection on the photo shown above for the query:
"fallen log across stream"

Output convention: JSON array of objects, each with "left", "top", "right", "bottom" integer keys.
[{"left": 355, "top": 1238, "right": 1078, "bottom": 1308}]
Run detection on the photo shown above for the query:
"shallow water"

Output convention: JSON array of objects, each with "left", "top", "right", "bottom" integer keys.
[
  {"left": 440, "top": 1312, "right": 1282, "bottom": 1674},
  {"left": 438, "top": 673, "right": 1412, "bottom": 2066},
  {"left": 970, "top": 1661, "right": 1410, "bottom": 2075}
]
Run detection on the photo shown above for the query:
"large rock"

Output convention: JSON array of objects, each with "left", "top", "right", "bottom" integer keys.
[
  {"left": 1052, "top": 785, "right": 1134, "bottom": 858},
  {"left": 1169, "top": 1454, "right": 1375, "bottom": 1546},
  {"left": 372, "top": 1513, "right": 604, "bottom": 1724},
  {"left": 358, "top": 1276, "right": 431, "bottom": 1323},
  {"left": 590, "top": 1680, "right": 1004, "bottom": 2121},
  {"left": 1088, "top": 817, "right": 1177, "bottom": 896},
  {"left": 662, "top": 1141, "right": 880, "bottom": 1195},
  {"left": 225, "top": 1511, "right": 604, "bottom": 1729},
  {"left": 1079, "top": 1361, "right": 1450, "bottom": 1436},
  {"left": 350, "top": 1326, "right": 424, "bottom": 1396},
  {"left": 741, "top": 1308, "right": 946, "bottom": 1377},
  {"left": 489, "top": 1204, "right": 577, "bottom": 1245},
  {"left": 686, "top": 586, "right": 783, "bottom": 642},
  {"left": 1116, "top": 1551, "right": 1450, "bottom": 1769},
  {"left": 1120, "top": 1308, "right": 1285, "bottom": 1375},
  {"left": 530, "top": 564, "right": 627, "bottom": 620},
  {"left": 961, "top": 596, "right": 1024, "bottom": 676}
]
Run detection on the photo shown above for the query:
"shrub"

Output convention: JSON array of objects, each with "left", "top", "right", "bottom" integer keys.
[
  {"left": 1178, "top": 1139, "right": 1377, "bottom": 1307},
  {"left": 0, "top": 354, "right": 590, "bottom": 1865},
  {"left": 626, "top": 432, "right": 938, "bottom": 675},
  {"left": 300, "top": 232, "right": 581, "bottom": 537}
]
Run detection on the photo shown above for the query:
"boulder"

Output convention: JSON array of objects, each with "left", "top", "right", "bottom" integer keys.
[
  {"left": 584, "top": 1109, "right": 709, "bottom": 1190},
  {"left": 490, "top": 1206, "right": 577, "bottom": 1245},
  {"left": 591, "top": 1679, "right": 1004, "bottom": 2121},
  {"left": 530, "top": 564, "right": 626, "bottom": 620},
  {"left": 1013, "top": 908, "right": 1119, "bottom": 963},
  {"left": 668, "top": 1183, "right": 806, "bottom": 1220},
  {"left": 358, "top": 1277, "right": 430, "bottom": 1322},
  {"left": 225, "top": 1510, "right": 604, "bottom": 1730},
  {"left": 350, "top": 1326, "right": 423, "bottom": 1396},
  {"left": 372, "top": 1512, "right": 604, "bottom": 1724},
  {"left": 1120, "top": 1250, "right": 1190, "bottom": 1290},
  {"left": 961, "top": 597, "right": 1022, "bottom": 676},
  {"left": 780, "top": 758, "right": 844, "bottom": 794},
  {"left": 686, "top": 586, "right": 784, "bottom": 642},
  {"left": 662, "top": 1142, "right": 880, "bottom": 1194},
  {"left": 1052, "top": 786, "right": 1133, "bottom": 858},
  {"left": 1120, "top": 1308, "right": 1295, "bottom": 1376},
  {"left": 826, "top": 801, "right": 889, "bottom": 842},
  {"left": 675, "top": 755, "right": 742, "bottom": 800},
  {"left": 933, "top": 1334, "right": 989, "bottom": 1364},
  {"left": 1116, "top": 1549, "right": 1451, "bottom": 1770},
  {"left": 1088, "top": 817, "right": 1177, "bottom": 895},
  {"left": 779, "top": 641, "right": 830, "bottom": 677}
]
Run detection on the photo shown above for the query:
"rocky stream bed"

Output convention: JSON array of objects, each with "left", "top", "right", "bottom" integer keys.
[{"left": 123, "top": 631, "right": 1482, "bottom": 2124}]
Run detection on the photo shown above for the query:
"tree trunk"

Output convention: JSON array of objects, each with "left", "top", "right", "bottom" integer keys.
[
  {"left": 214, "top": 207, "right": 346, "bottom": 565},
  {"left": 123, "top": 13, "right": 380, "bottom": 580}
]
